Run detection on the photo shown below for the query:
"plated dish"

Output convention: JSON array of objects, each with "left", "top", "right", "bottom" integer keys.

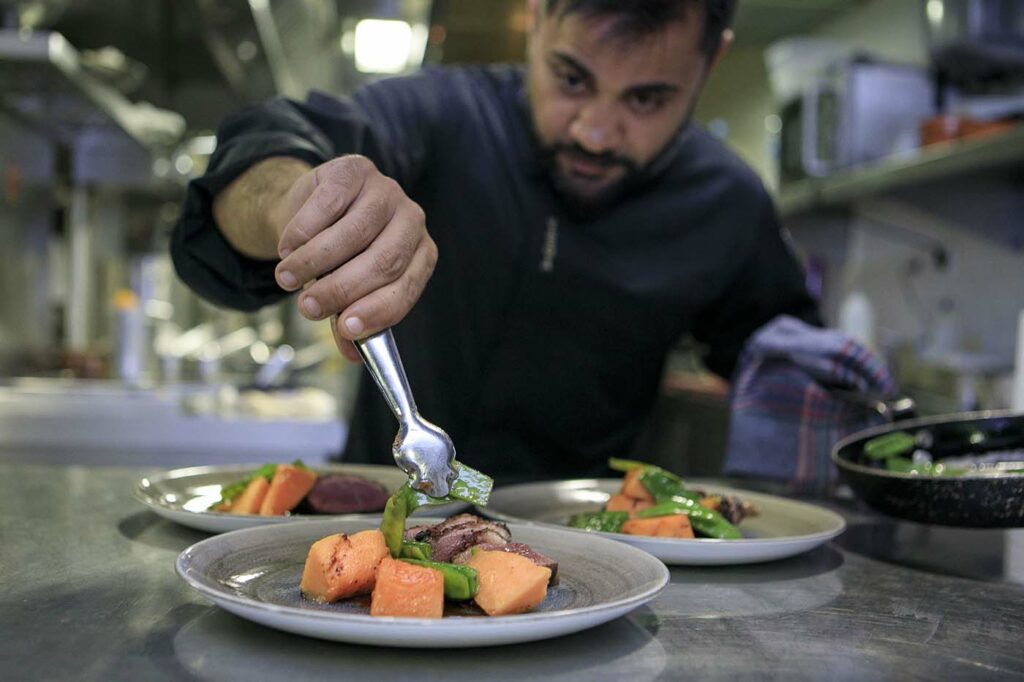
[
  {"left": 176, "top": 517, "right": 669, "bottom": 647},
  {"left": 483, "top": 478, "right": 846, "bottom": 565},
  {"left": 134, "top": 463, "right": 465, "bottom": 533}
]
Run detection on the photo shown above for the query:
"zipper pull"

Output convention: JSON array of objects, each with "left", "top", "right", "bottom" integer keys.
[{"left": 540, "top": 215, "right": 558, "bottom": 272}]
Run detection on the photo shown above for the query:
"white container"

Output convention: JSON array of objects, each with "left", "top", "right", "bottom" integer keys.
[
  {"left": 838, "top": 290, "right": 877, "bottom": 353},
  {"left": 114, "top": 289, "right": 145, "bottom": 387},
  {"left": 1012, "top": 309, "right": 1024, "bottom": 410}
]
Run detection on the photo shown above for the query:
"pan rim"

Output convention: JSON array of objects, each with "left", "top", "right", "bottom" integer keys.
[{"left": 831, "top": 408, "right": 1024, "bottom": 481}]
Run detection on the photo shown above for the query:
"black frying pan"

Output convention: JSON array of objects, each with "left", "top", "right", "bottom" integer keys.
[{"left": 832, "top": 409, "right": 1024, "bottom": 527}]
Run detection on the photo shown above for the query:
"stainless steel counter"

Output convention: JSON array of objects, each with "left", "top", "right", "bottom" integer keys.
[
  {"left": 0, "top": 381, "right": 345, "bottom": 466},
  {"left": 3, "top": 463, "right": 1024, "bottom": 681}
]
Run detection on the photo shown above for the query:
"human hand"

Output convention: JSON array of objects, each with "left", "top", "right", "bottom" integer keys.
[{"left": 272, "top": 155, "right": 437, "bottom": 362}]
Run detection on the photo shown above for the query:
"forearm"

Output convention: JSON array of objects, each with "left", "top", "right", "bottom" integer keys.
[{"left": 212, "top": 156, "right": 311, "bottom": 260}]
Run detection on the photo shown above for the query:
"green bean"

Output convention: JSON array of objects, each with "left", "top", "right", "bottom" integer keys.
[
  {"left": 567, "top": 511, "right": 629, "bottom": 533},
  {"left": 638, "top": 498, "right": 742, "bottom": 539},
  {"left": 863, "top": 431, "right": 916, "bottom": 460},
  {"left": 399, "top": 559, "right": 478, "bottom": 601}
]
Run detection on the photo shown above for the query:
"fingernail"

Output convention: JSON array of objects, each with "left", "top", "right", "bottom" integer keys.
[
  {"left": 279, "top": 247, "right": 292, "bottom": 259},
  {"left": 302, "top": 296, "right": 321, "bottom": 318},
  {"left": 278, "top": 270, "right": 297, "bottom": 289},
  {"left": 344, "top": 316, "right": 364, "bottom": 335}
]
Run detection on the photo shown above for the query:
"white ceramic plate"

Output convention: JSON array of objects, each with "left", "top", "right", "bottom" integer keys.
[
  {"left": 134, "top": 463, "right": 465, "bottom": 533},
  {"left": 176, "top": 517, "right": 669, "bottom": 648},
  {"left": 481, "top": 479, "right": 846, "bottom": 566}
]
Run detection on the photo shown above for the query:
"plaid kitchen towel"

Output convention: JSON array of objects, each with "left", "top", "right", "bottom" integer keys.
[{"left": 723, "top": 315, "right": 898, "bottom": 493}]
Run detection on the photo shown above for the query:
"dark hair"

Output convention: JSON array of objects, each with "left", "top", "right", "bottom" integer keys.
[{"left": 543, "top": 0, "right": 738, "bottom": 56}]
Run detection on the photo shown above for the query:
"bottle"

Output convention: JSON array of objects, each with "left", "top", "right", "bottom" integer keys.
[
  {"left": 838, "top": 290, "right": 876, "bottom": 352},
  {"left": 1012, "top": 309, "right": 1024, "bottom": 411},
  {"left": 113, "top": 289, "right": 145, "bottom": 387}
]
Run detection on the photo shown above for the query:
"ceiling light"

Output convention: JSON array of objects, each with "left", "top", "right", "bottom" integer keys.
[{"left": 354, "top": 19, "right": 413, "bottom": 74}]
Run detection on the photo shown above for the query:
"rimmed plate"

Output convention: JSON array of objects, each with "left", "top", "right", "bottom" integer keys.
[
  {"left": 175, "top": 517, "right": 669, "bottom": 648},
  {"left": 134, "top": 463, "right": 466, "bottom": 533},
  {"left": 481, "top": 479, "right": 846, "bottom": 566}
]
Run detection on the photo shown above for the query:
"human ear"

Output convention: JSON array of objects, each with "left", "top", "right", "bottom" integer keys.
[{"left": 707, "top": 28, "right": 734, "bottom": 74}]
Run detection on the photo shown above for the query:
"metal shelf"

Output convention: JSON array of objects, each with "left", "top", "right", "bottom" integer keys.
[
  {"left": 777, "top": 123, "right": 1024, "bottom": 217},
  {"left": 0, "top": 30, "right": 185, "bottom": 153}
]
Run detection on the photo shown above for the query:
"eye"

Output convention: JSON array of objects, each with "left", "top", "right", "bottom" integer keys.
[
  {"left": 555, "top": 68, "right": 588, "bottom": 95},
  {"left": 628, "top": 91, "right": 668, "bottom": 115}
]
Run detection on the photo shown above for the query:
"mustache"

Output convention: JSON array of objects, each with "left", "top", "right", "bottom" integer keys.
[{"left": 543, "top": 143, "right": 639, "bottom": 174}]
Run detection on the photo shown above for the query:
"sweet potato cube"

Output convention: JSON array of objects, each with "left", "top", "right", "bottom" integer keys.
[
  {"left": 300, "top": 529, "right": 389, "bottom": 603},
  {"left": 466, "top": 549, "right": 552, "bottom": 616},
  {"left": 621, "top": 517, "right": 663, "bottom": 536},
  {"left": 259, "top": 465, "right": 318, "bottom": 516},
  {"left": 229, "top": 476, "right": 270, "bottom": 515},
  {"left": 622, "top": 514, "right": 694, "bottom": 539},
  {"left": 370, "top": 557, "right": 444, "bottom": 618},
  {"left": 619, "top": 469, "right": 654, "bottom": 503},
  {"left": 652, "top": 514, "right": 694, "bottom": 538},
  {"left": 605, "top": 494, "right": 654, "bottom": 517},
  {"left": 605, "top": 494, "right": 637, "bottom": 513}
]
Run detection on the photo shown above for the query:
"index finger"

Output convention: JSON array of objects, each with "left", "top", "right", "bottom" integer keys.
[
  {"left": 330, "top": 315, "right": 363, "bottom": 363},
  {"left": 277, "top": 158, "right": 370, "bottom": 259}
]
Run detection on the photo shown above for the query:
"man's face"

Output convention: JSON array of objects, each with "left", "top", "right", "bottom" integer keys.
[{"left": 527, "top": 6, "right": 716, "bottom": 212}]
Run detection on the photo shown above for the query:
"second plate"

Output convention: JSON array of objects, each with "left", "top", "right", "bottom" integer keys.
[
  {"left": 481, "top": 479, "right": 846, "bottom": 565},
  {"left": 134, "top": 463, "right": 467, "bottom": 533}
]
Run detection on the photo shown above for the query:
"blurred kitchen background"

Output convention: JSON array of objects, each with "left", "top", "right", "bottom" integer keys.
[{"left": 0, "top": 0, "right": 1021, "bottom": 472}]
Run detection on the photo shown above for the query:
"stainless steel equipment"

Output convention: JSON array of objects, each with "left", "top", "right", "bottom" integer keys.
[
  {"left": 355, "top": 329, "right": 457, "bottom": 497},
  {"left": 925, "top": 0, "right": 1024, "bottom": 87},
  {"left": 924, "top": 0, "right": 1024, "bottom": 125},
  {"left": 779, "top": 56, "right": 936, "bottom": 181}
]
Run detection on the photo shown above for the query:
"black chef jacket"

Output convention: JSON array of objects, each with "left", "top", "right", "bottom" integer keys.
[{"left": 172, "top": 65, "right": 819, "bottom": 484}]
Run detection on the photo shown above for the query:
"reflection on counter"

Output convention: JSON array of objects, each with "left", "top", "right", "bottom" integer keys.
[
  {"left": 0, "top": 378, "right": 346, "bottom": 467},
  {"left": 833, "top": 503, "right": 1024, "bottom": 587},
  {"left": 182, "top": 385, "right": 338, "bottom": 421}
]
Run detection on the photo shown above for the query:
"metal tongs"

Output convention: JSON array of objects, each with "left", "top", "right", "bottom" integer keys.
[{"left": 354, "top": 329, "right": 458, "bottom": 498}]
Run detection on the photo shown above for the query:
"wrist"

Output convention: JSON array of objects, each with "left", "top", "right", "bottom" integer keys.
[
  {"left": 214, "top": 156, "right": 310, "bottom": 260},
  {"left": 263, "top": 183, "right": 292, "bottom": 247},
  {"left": 257, "top": 157, "right": 311, "bottom": 248}
]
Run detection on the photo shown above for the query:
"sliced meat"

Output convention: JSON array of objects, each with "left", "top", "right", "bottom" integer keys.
[
  {"left": 419, "top": 515, "right": 509, "bottom": 543},
  {"left": 430, "top": 526, "right": 509, "bottom": 563},
  {"left": 432, "top": 513, "right": 480, "bottom": 529},
  {"left": 454, "top": 542, "right": 559, "bottom": 585},
  {"left": 302, "top": 474, "right": 390, "bottom": 514},
  {"left": 428, "top": 513, "right": 494, "bottom": 536},
  {"left": 429, "top": 526, "right": 481, "bottom": 563},
  {"left": 404, "top": 525, "right": 432, "bottom": 542},
  {"left": 692, "top": 490, "right": 759, "bottom": 526},
  {"left": 473, "top": 521, "right": 511, "bottom": 544},
  {"left": 716, "top": 495, "right": 758, "bottom": 525},
  {"left": 412, "top": 514, "right": 512, "bottom": 563}
]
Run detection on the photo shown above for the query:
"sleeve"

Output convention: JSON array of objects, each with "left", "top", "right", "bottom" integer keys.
[
  {"left": 170, "top": 70, "right": 451, "bottom": 312},
  {"left": 692, "top": 191, "right": 822, "bottom": 380}
]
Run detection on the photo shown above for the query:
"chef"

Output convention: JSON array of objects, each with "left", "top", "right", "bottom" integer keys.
[{"left": 172, "top": 0, "right": 820, "bottom": 483}]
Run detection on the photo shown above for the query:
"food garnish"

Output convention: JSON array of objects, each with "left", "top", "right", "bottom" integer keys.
[
  {"left": 208, "top": 461, "right": 389, "bottom": 516},
  {"left": 567, "top": 458, "right": 756, "bottom": 539},
  {"left": 299, "top": 461, "right": 556, "bottom": 618}
]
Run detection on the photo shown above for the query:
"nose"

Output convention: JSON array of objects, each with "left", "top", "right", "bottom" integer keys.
[{"left": 569, "top": 102, "right": 622, "bottom": 154}]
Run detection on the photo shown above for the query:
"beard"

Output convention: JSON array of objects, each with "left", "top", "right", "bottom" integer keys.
[{"left": 538, "top": 142, "right": 641, "bottom": 219}]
